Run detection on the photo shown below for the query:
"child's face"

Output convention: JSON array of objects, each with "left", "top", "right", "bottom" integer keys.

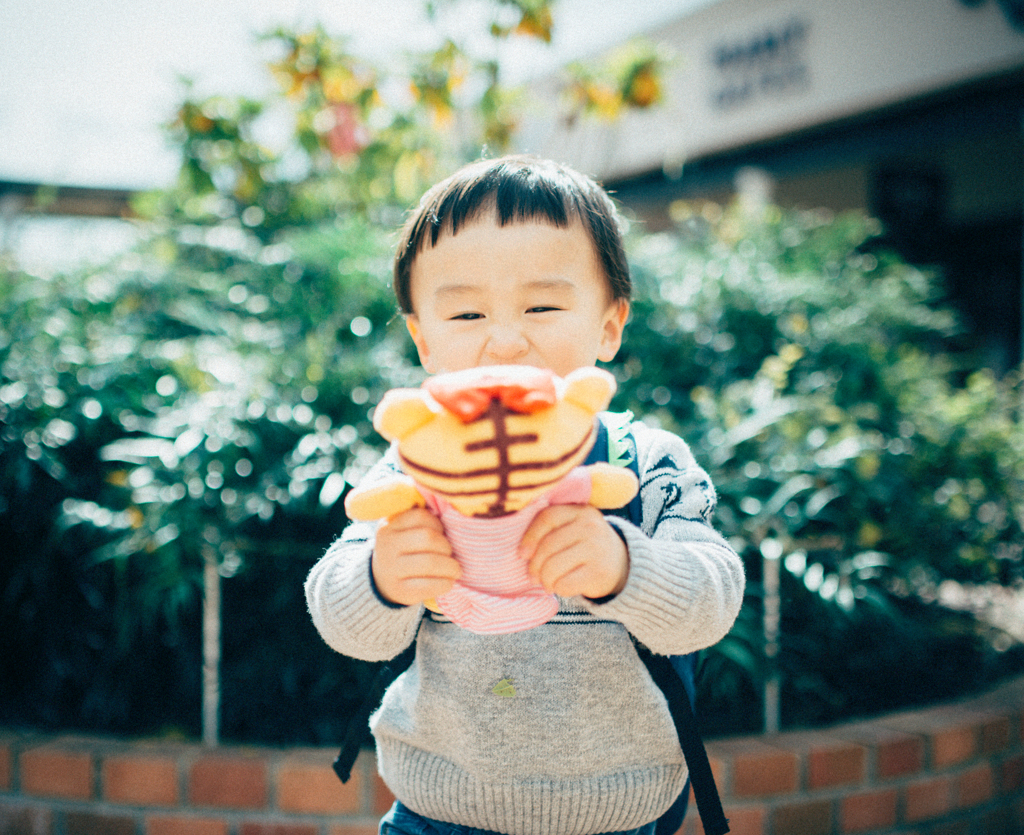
[{"left": 405, "top": 215, "right": 629, "bottom": 378}]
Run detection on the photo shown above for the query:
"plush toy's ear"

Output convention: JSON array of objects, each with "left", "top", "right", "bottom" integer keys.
[
  {"left": 373, "top": 389, "right": 437, "bottom": 441},
  {"left": 562, "top": 367, "right": 616, "bottom": 415}
]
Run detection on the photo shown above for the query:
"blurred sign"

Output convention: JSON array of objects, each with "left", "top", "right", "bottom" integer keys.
[
  {"left": 524, "top": 0, "right": 1024, "bottom": 182},
  {"left": 710, "top": 16, "right": 811, "bottom": 111}
]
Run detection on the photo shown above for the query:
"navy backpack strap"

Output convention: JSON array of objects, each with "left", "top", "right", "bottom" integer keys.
[
  {"left": 633, "top": 641, "right": 729, "bottom": 835},
  {"left": 333, "top": 643, "right": 415, "bottom": 783}
]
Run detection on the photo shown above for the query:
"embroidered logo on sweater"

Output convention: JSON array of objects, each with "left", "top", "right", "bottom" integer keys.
[{"left": 492, "top": 678, "right": 517, "bottom": 698}]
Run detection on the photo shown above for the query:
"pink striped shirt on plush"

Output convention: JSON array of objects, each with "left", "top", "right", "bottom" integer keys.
[{"left": 424, "top": 468, "right": 593, "bottom": 634}]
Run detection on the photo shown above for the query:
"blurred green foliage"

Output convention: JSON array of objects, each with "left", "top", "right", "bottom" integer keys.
[
  {"left": 2, "top": 15, "right": 1022, "bottom": 742},
  {"left": 619, "top": 202, "right": 1024, "bottom": 732},
  {"left": 0, "top": 213, "right": 419, "bottom": 740}
]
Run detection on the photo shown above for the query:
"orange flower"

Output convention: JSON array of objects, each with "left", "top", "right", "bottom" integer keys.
[{"left": 624, "top": 65, "right": 661, "bottom": 109}]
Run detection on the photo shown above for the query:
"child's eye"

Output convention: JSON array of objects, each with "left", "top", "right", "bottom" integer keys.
[
  {"left": 450, "top": 312, "right": 483, "bottom": 321},
  {"left": 527, "top": 306, "right": 561, "bottom": 313}
]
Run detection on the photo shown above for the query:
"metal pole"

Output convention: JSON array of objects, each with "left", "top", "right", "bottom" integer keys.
[
  {"left": 761, "top": 538, "right": 782, "bottom": 735},
  {"left": 202, "top": 550, "right": 221, "bottom": 747},
  {"left": 1020, "top": 110, "right": 1024, "bottom": 371}
]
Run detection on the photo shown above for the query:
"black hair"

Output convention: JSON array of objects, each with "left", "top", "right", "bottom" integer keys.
[{"left": 393, "top": 155, "right": 631, "bottom": 314}]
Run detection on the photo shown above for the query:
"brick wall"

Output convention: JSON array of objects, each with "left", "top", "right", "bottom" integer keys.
[{"left": 2, "top": 675, "right": 1022, "bottom": 835}]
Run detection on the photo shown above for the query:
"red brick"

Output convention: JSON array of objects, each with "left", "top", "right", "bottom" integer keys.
[
  {"left": 0, "top": 801, "right": 54, "bottom": 835},
  {"left": 706, "top": 754, "right": 727, "bottom": 795},
  {"left": 716, "top": 806, "right": 765, "bottom": 835},
  {"left": 841, "top": 788, "right": 898, "bottom": 833},
  {"left": 65, "top": 810, "right": 136, "bottom": 835},
  {"left": 146, "top": 815, "right": 228, "bottom": 835},
  {"left": 835, "top": 723, "right": 924, "bottom": 780},
  {"left": 372, "top": 771, "right": 396, "bottom": 816},
  {"left": 1000, "top": 753, "right": 1024, "bottom": 794},
  {"left": 239, "top": 824, "right": 319, "bottom": 835},
  {"left": 103, "top": 754, "right": 179, "bottom": 806},
  {"left": 956, "top": 762, "right": 995, "bottom": 808},
  {"left": 881, "top": 707, "right": 982, "bottom": 771},
  {"left": 979, "top": 714, "right": 1011, "bottom": 754},
  {"left": 808, "top": 740, "right": 866, "bottom": 789},
  {"left": 771, "top": 799, "right": 833, "bottom": 835},
  {"left": 20, "top": 747, "right": 93, "bottom": 800},
  {"left": 876, "top": 734, "right": 925, "bottom": 780},
  {"left": 188, "top": 754, "right": 267, "bottom": 809},
  {"left": 0, "top": 743, "right": 11, "bottom": 791},
  {"left": 276, "top": 761, "right": 360, "bottom": 815},
  {"left": 718, "top": 739, "right": 799, "bottom": 797},
  {"left": 903, "top": 775, "right": 953, "bottom": 822},
  {"left": 901, "top": 707, "right": 996, "bottom": 769},
  {"left": 931, "top": 723, "right": 978, "bottom": 769}
]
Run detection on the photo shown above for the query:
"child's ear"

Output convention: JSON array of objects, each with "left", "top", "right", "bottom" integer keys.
[
  {"left": 597, "top": 299, "right": 630, "bottom": 363},
  {"left": 405, "top": 315, "right": 437, "bottom": 374}
]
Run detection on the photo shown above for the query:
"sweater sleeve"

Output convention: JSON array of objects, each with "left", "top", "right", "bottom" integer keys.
[
  {"left": 304, "top": 449, "right": 424, "bottom": 662},
  {"left": 581, "top": 420, "right": 745, "bottom": 656}
]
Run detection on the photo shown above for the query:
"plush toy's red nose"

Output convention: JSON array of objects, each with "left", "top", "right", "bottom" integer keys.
[{"left": 425, "top": 367, "right": 557, "bottom": 422}]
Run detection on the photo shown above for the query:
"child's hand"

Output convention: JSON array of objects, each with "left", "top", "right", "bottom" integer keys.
[
  {"left": 519, "top": 505, "right": 629, "bottom": 600},
  {"left": 372, "top": 508, "right": 460, "bottom": 607}
]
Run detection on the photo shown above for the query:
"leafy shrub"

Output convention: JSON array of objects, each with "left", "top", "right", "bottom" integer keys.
[
  {"left": 618, "top": 202, "right": 1024, "bottom": 731},
  {"left": 0, "top": 215, "right": 420, "bottom": 741},
  {"left": 3, "top": 199, "right": 1022, "bottom": 742}
]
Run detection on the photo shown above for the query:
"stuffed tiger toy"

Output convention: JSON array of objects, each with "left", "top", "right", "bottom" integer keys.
[{"left": 344, "top": 364, "right": 639, "bottom": 634}]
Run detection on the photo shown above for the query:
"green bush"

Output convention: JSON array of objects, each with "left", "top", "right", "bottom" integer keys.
[
  {"left": 3, "top": 198, "right": 1022, "bottom": 741},
  {"left": 618, "top": 202, "right": 1024, "bottom": 731},
  {"left": 0, "top": 215, "right": 420, "bottom": 741}
]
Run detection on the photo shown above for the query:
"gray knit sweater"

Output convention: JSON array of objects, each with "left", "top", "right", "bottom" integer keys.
[{"left": 305, "top": 418, "right": 745, "bottom": 835}]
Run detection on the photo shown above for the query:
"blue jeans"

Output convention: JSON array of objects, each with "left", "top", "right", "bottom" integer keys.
[{"left": 379, "top": 801, "right": 657, "bottom": 835}]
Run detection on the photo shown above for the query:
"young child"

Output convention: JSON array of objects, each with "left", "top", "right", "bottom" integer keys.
[{"left": 305, "top": 155, "right": 745, "bottom": 835}]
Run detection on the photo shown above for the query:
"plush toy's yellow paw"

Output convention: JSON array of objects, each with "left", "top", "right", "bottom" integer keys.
[
  {"left": 587, "top": 463, "right": 640, "bottom": 509},
  {"left": 344, "top": 476, "right": 425, "bottom": 521}
]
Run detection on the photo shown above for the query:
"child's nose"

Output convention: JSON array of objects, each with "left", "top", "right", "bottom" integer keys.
[{"left": 484, "top": 324, "right": 529, "bottom": 362}]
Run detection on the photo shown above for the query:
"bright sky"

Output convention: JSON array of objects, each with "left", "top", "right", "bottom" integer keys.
[{"left": 0, "top": 0, "right": 717, "bottom": 190}]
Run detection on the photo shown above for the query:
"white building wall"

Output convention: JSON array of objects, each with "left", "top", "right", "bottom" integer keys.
[{"left": 519, "top": 0, "right": 1024, "bottom": 182}]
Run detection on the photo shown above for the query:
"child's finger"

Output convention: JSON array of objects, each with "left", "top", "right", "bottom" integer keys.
[
  {"left": 533, "top": 540, "right": 591, "bottom": 592},
  {"left": 379, "top": 508, "right": 450, "bottom": 552},
  {"left": 524, "top": 507, "right": 629, "bottom": 598},
  {"left": 385, "top": 506, "right": 446, "bottom": 534},
  {"left": 518, "top": 504, "right": 582, "bottom": 563},
  {"left": 373, "top": 507, "right": 457, "bottom": 605},
  {"left": 399, "top": 549, "right": 461, "bottom": 578},
  {"left": 392, "top": 575, "right": 458, "bottom": 607},
  {"left": 525, "top": 515, "right": 590, "bottom": 588},
  {"left": 377, "top": 550, "right": 461, "bottom": 607}
]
